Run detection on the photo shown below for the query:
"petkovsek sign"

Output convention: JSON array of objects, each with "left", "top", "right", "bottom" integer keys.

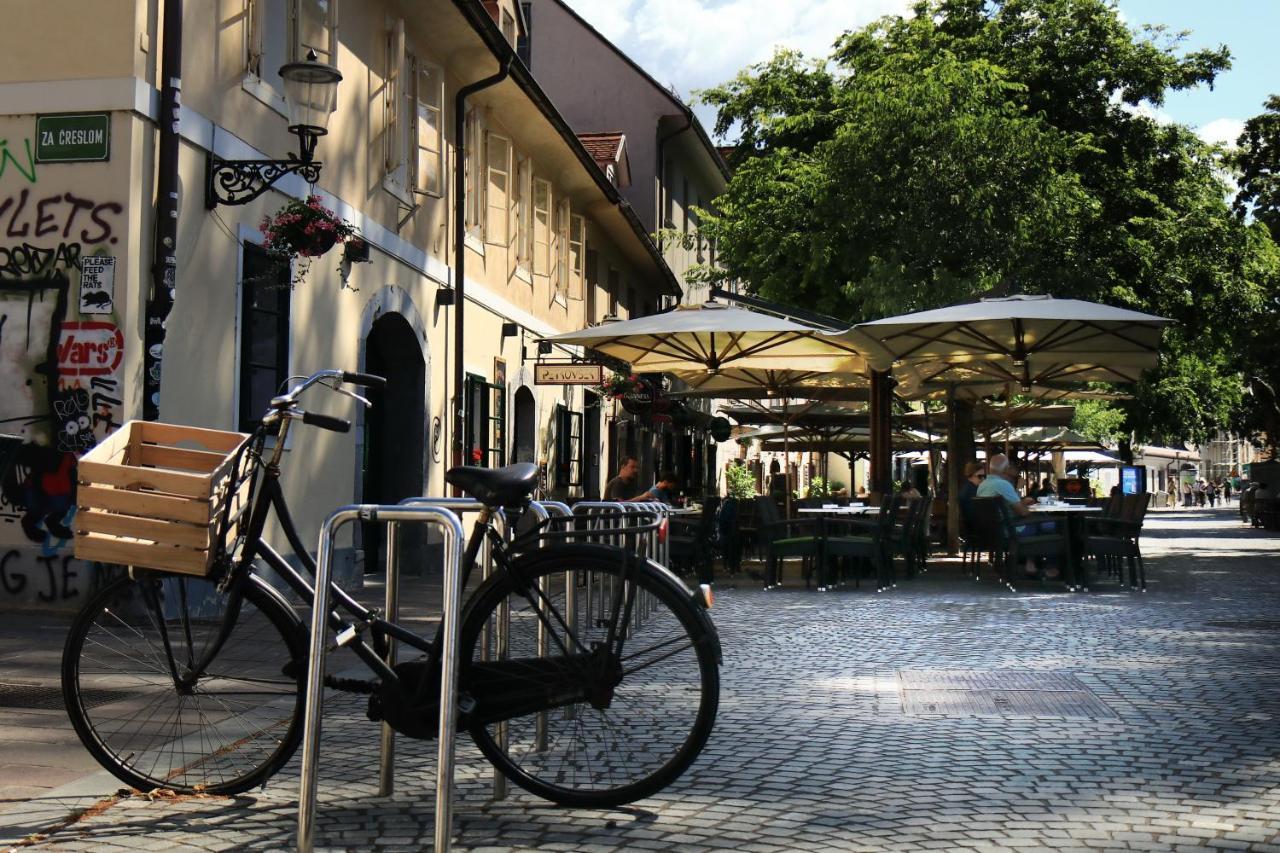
[
  {"left": 35, "top": 113, "right": 111, "bottom": 163},
  {"left": 534, "top": 363, "right": 603, "bottom": 385}
]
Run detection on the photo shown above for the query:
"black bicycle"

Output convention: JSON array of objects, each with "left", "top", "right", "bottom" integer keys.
[{"left": 61, "top": 369, "right": 721, "bottom": 806}]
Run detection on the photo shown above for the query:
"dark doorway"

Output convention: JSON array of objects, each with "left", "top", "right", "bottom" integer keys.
[
  {"left": 362, "top": 313, "right": 426, "bottom": 571},
  {"left": 512, "top": 386, "right": 536, "bottom": 463},
  {"left": 583, "top": 392, "right": 601, "bottom": 499}
]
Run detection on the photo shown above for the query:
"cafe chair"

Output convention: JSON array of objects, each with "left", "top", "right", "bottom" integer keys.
[
  {"left": 996, "top": 500, "right": 1074, "bottom": 589},
  {"left": 669, "top": 497, "right": 719, "bottom": 584},
  {"left": 712, "top": 497, "right": 743, "bottom": 578},
  {"left": 964, "top": 497, "right": 1008, "bottom": 583},
  {"left": 1082, "top": 494, "right": 1149, "bottom": 590},
  {"left": 824, "top": 494, "right": 897, "bottom": 590},
  {"left": 757, "top": 496, "right": 824, "bottom": 589},
  {"left": 887, "top": 492, "right": 931, "bottom": 579}
]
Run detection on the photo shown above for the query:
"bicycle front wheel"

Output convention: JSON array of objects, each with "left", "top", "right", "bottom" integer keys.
[
  {"left": 460, "top": 545, "right": 720, "bottom": 807},
  {"left": 61, "top": 573, "right": 306, "bottom": 794}
]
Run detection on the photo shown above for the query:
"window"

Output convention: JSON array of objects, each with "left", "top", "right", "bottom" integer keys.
[
  {"left": 413, "top": 58, "right": 444, "bottom": 196},
  {"left": 681, "top": 177, "right": 689, "bottom": 238},
  {"left": 607, "top": 267, "right": 620, "bottom": 316},
  {"left": 486, "top": 133, "right": 511, "bottom": 245},
  {"left": 533, "top": 178, "right": 551, "bottom": 275},
  {"left": 383, "top": 20, "right": 405, "bottom": 178},
  {"left": 516, "top": 155, "right": 533, "bottom": 268},
  {"left": 555, "top": 405, "right": 582, "bottom": 487},
  {"left": 517, "top": 2, "right": 532, "bottom": 67},
  {"left": 501, "top": 9, "right": 516, "bottom": 45},
  {"left": 465, "top": 110, "right": 486, "bottom": 237},
  {"left": 247, "top": 0, "right": 339, "bottom": 88},
  {"left": 239, "top": 243, "right": 290, "bottom": 432},
  {"left": 465, "top": 374, "right": 506, "bottom": 467},
  {"left": 569, "top": 215, "right": 585, "bottom": 300},
  {"left": 553, "top": 199, "right": 570, "bottom": 299},
  {"left": 585, "top": 247, "right": 599, "bottom": 320}
]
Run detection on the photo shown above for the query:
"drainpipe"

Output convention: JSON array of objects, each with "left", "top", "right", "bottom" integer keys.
[
  {"left": 655, "top": 106, "right": 693, "bottom": 304},
  {"left": 145, "top": 0, "right": 182, "bottom": 420},
  {"left": 452, "top": 59, "right": 511, "bottom": 471}
]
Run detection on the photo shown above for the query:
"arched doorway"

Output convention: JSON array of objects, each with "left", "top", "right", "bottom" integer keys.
[
  {"left": 362, "top": 312, "right": 425, "bottom": 570},
  {"left": 512, "top": 386, "right": 535, "bottom": 463}
]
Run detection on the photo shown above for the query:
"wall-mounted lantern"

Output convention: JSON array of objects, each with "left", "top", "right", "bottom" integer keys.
[{"left": 206, "top": 51, "right": 342, "bottom": 207}]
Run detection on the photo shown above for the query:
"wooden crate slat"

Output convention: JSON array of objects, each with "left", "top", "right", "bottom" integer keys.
[
  {"left": 76, "top": 509, "right": 213, "bottom": 549},
  {"left": 78, "top": 484, "right": 211, "bottom": 525},
  {"left": 135, "top": 443, "right": 229, "bottom": 474},
  {"left": 77, "top": 459, "right": 213, "bottom": 499},
  {"left": 75, "top": 532, "right": 210, "bottom": 576},
  {"left": 138, "top": 421, "right": 248, "bottom": 453}
]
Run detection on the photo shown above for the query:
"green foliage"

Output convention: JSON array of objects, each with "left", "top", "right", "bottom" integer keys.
[
  {"left": 803, "top": 477, "right": 833, "bottom": 499},
  {"left": 1234, "top": 94, "right": 1280, "bottom": 242},
  {"left": 724, "top": 463, "right": 759, "bottom": 501},
  {"left": 1070, "top": 399, "right": 1128, "bottom": 444},
  {"left": 695, "top": 0, "right": 1280, "bottom": 448}
]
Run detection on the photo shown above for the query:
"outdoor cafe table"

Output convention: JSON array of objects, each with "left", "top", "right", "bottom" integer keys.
[
  {"left": 1027, "top": 504, "right": 1102, "bottom": 590},
  {"left": 797, "top": 506, "right": 879, "bottom": 515}
]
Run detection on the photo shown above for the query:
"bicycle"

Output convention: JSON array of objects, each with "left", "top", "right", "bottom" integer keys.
[{"left": 62, "top": 369, "right": 721, "bottom": 806}]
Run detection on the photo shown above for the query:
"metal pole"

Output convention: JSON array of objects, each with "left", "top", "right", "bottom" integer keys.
[
  {"left": 378, "top": 521, "right": 399, "bottom": 796},
  {"left": 298, "top": 505, "right": 464, "bottom": 853}
]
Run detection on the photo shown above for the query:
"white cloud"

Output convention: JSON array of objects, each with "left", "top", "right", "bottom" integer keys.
[
  {"left": 1197, "top": 117, "right": 1245, "bottom": 147},
  {"left": 562, "top": 0, "right": 914, "bottom": 135}
]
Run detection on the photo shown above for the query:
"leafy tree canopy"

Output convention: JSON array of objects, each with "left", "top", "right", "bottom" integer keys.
[{"left": 692, "top": 0, "right": 1280, "bottom": 450}]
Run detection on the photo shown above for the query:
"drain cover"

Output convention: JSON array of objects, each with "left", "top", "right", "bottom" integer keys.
[
  {"left": 0, "top": 681, "right": 132, "bottom": 711},
  {"left": 899, "top": 670, "right": 1117, "bottom": 719},
  {"left": 1203, "top": 620, "right": 1280, "bottom": 631}
]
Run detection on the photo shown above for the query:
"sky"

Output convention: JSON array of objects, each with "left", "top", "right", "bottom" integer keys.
[{"left": 560, "top": 0, "right": 1280, "bottom": 146}]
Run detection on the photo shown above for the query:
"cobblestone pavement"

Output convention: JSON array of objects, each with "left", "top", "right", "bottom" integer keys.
[{"left": 3, "top": 506, "right": 1279, "bottom": 851}]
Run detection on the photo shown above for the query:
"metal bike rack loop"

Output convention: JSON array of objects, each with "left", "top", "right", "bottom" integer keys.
[{"left": 298, "top": 504, "right": 465, "bottom": 853}]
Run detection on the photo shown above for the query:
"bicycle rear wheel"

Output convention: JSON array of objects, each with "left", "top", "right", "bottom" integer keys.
[
  {"left": 61, "top": 573, "right": 305, "bottom": 794},
  {"left": 460, "top": 546, "right": 720, "bottom": 807}
]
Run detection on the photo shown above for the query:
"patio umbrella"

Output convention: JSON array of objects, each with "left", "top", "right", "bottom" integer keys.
[
  {"left": 545, "top": 302, "right": 894, "bottom": 515},
  {"left": 664, "top": 368, "right": 871, "bottom": 402},
  {"left": 858, "top": 294, "right": 1171, "bottom": 389}
]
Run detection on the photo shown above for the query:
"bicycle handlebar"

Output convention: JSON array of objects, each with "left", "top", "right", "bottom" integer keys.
[
  {"left": 302, "top": 411, "right": 352, "bottom": 433},
  {"left": 342, "top": 371, "right": 387, "bottom": 389}
]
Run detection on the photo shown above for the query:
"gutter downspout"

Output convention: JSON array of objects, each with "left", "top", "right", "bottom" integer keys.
[
  {"left": 656, "top": 106, "right": 693, "bottom": 302},
  {"left": 145, "top": 0, "right": 182, "bottom": 420},
  {"left": 452, "top": 60, "right": 511, "bottom": 471}
]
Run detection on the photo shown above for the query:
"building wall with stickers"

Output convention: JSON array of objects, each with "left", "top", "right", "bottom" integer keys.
[{"left": 0, "top": 108, "right": 149, "bottom": 609}]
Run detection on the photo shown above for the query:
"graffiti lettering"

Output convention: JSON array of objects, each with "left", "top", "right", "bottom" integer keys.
[
  {"left": 0, "top": 550, "right": 26, "bottom": 594},
  {"left": 0, "top": 240, "right": 81, "bottom": 277},
  {"left": 0, "top": 549, "right": 117, "bottom": 603},
  {"left": 0, "top": 138, "right": 37, "bottom": 184},
  {"left": 57, "top": 320, "right": 123, "bottom": 377},
  {"left": 0, "top": 191, "right": 120, "bottom": 245}
]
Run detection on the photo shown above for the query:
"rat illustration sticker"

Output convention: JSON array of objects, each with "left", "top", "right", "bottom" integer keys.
[{"left": 79, "top": 256, "right": 115, "bottom": 315}]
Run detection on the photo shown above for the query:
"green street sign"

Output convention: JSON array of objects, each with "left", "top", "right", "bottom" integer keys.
[{"left": 35, "top": 113, "right": 110, "bottom": 163}]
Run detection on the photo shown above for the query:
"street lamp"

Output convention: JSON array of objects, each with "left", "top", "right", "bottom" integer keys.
[{"left": 206, "top": 50, "right": 343, "bottom": 207}]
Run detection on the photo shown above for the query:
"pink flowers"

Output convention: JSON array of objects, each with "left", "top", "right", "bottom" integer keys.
[{"left": 259, "top": 195, "right": 359, "bottom": 264}]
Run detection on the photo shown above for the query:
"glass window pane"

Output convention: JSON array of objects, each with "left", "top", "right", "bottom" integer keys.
[{"left": 249, "top": 311, "right": 279, "bottom": 363}]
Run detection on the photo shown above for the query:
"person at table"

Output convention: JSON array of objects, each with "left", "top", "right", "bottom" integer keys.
[
  {"left": 1036, "top": 477, "right": 1056, "bottom": 498},
  {"left": 628, "top": 470, "right": 681, "bottom": 505},
  {"left": 958, "top": 462, "right": 985, "bottom": 529},
  {"left": 901, "top": 481, "right": 922, "bottom": 500},
  {"left": 604, "top": 455, "right": 642, "bottom": 501},
  {"left": 977, "top": 454, "right": 1056, "bottom": 577}
]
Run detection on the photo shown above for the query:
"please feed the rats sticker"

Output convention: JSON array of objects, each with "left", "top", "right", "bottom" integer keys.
[{"left": 79, "top": 256, "right": 115, "bottom": 315}]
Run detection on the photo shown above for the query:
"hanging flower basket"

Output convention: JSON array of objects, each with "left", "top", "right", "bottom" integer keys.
[
  {"left": 259, "top": 195, "right": 361, "bottom": 287},
  {"left": 596, "top": 372, "right": 644, "bottom": 401}
]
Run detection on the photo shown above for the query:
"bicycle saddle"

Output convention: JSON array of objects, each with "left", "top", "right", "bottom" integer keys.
[{"left": 445, "top": 462, "right": 539, "bottom": 507}]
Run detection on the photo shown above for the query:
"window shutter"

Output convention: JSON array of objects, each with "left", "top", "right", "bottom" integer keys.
[
  {"left": 384, "top": 20, "right": 404, "bottom": 174},
  {"left": 246, "top": 0, "right": 263, "bottom": 75},
  {"left": 327, "top": 0, "right": 340, "bottom": 62}
]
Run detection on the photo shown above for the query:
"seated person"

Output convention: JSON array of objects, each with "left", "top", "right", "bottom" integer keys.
[
  {"left": 900, "top": 482, "right": 922, "bottom": 500},
  {"left": 977, "top": 454, "right": 1056, "bottom": 577},
  {"left": 1037, "top": 477, "right": 1056, "bottom": 498},
  {"left": 958, "top": 461, "right": 985, "bottom": 529},
  {"left": 628, "top": 470, "right": 680, "bottom": 505}
]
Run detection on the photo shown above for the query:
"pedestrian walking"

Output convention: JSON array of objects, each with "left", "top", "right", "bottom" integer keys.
[
  {"left": 1207, "top": 480, "right": 1218, "bottom": 507},
  {"left": 1182, "top": 480, "right": 1193, "bottom": 507}
]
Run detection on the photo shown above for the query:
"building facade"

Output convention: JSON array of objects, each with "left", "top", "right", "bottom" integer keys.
[{"left": 0, "top": 0, "right": 677, "bottom": 608}]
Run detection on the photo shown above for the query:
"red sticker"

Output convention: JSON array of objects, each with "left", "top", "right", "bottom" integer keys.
[{"left": 58, "top": 321, "right": 123, "bottom": 377}]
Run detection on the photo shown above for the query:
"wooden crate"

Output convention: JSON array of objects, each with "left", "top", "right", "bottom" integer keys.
[{"left": 74, "top": 421, "right": 252, "bottom": 576}]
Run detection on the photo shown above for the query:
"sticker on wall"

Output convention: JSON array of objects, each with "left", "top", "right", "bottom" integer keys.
[{"left": 78, "top": 256, "right": 115, "bottom": 315}]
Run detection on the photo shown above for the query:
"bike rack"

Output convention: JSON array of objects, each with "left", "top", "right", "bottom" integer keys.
[{"left": 297, "top": 504, "right": 465, "bottom": 853}]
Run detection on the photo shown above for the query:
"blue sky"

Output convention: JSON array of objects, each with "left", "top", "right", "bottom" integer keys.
[{"left": 564, "top": 0, "right": 1279, "bottom": 145}]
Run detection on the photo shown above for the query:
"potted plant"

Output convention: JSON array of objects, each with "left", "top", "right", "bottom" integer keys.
[
  {"left": 260, "top": 195, "right": 361, "bottom": 285},
  {"left": 596, "top": 371, "right": 643, "bottom": 401},
  {"left": 725, "top": 462, "right": 758, "bottom": 501}
]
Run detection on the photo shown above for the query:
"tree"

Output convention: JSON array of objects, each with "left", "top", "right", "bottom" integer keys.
[
  {"left": 1234, "top": 94, "right": 1280, "bottom": 242},
  {"left": 693, "top": 0, "right": 1280, "bottom": 448}
]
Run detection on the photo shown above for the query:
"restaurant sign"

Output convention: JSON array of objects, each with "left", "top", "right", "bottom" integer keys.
[
  {"left": 534, "top": 362, "right": 603, "bottom": 385},
  {"left": 35, "top": 112, "right": 111, "bottom": 163}
]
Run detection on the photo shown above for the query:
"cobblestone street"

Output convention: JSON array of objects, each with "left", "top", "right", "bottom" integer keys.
[{"left": 3, "top": 506, "right": 1279, "bottom": 851}]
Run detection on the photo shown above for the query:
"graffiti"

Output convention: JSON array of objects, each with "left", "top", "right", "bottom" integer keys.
[
  {"left": 0, "top": 190, "right": 120, "bottom": 244},
  {"left": 0, "top": 240, "right": 81, "bottom": 278},
  {"left": 52, "top": 387, "right": 93, "bottom": 453},
  {"left": 89, "top": 376, "right": 122, "bottom": 434},
  {"left": 0, "top": 442, "right": 77, "bottom": 545},
  {"left": 0, "top": 549, "right": 122, "bottom": 603},
  {"left": 0, "top": 276, "right": 69, "bottom": 444},
  {"left": 58, "top": 320, "right": 123, "bottom": 377},
  {"left": 0, "top": 138, "right": 37, "bottom": 184}
]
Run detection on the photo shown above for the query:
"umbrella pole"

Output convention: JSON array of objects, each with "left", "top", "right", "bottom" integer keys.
[
  {"left": 1004, "top": 382, "right": 1013, "bottom": 459},
  {"left": 783, "top": 398, "right": 791, "bottom": 518}
]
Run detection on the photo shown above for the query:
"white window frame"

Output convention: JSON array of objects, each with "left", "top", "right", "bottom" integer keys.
[
  {"left": 413, "top": 56, "right": 445, "bottom": 197},
  {"left": 465, "top": 110, "right": 487, "bottom": 240},
  {"left": 553, "top": 198, "right": 570, "bottom": 303},
  {"left": 245, "top": 0, "right": 339, "bottom": 114},
  {"left": 515, "top": 155, "right": 533, "bottom": 277},
  {"left": 485, "top": 132, "right": 511, "bottom": 246},
  {"left": 533, "top": 177, "right": 551, "bottom": 277},
  {"left": 382, "top": 19, "right": 407, "bottom": 191},
  {"left": 569, "top": 214, "right": 585, "bottom": 301}
]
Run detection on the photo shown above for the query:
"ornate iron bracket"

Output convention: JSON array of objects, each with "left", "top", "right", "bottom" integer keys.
[{"left": 205, "top": 155, "right": 323, "bottom": 208}]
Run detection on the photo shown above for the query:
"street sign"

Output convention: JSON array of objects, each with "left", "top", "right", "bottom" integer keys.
[
  {"left": 534, "top": 363, "right": 603, "bottom": 385},
  {"left": 35, "top": 113, "right": 111, "bottom": 163}
]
